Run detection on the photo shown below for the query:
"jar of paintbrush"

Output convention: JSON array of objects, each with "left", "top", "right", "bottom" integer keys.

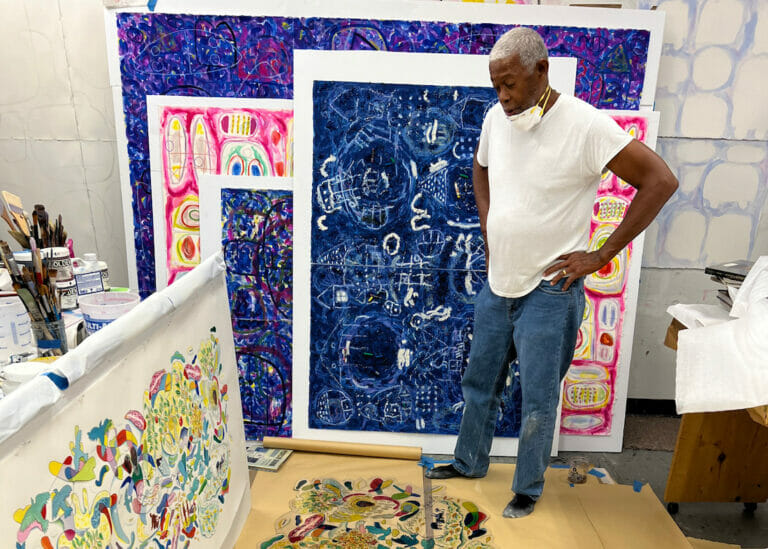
[{"left": 0, "top": 240, "right": 67, "bottom": 357}]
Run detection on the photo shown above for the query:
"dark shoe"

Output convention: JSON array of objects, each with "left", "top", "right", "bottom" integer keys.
[
  {"left": 502, "top": 494, "right": 536, "bottom": 518},
  {"left": 425, "top": 464, "right": 467, "bottom": 479}
]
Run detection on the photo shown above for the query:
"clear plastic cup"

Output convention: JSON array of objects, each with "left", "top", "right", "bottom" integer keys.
[
  {"left": 78, "top": 292, "right": 140, "bottom": 335},
  {"left": 30, "top": 318, "right": 68, "bottom": 356}
]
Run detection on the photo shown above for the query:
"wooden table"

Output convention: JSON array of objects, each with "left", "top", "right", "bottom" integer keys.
[{"left": 663, "top": 319, "right": 768, "bottom": 514}]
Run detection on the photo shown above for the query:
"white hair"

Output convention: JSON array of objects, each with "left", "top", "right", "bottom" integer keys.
[{"left": 489, "top": 27, "right": 548, "bottom": 71}]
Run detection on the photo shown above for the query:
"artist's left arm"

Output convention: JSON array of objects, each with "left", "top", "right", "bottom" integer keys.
[{"left": 545, "top": 139, "right": 678, "bottom": 290}]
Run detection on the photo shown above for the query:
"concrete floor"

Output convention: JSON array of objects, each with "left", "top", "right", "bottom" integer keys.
[{"left": 448, "top": 449, "right": 768, "bottom": 548}]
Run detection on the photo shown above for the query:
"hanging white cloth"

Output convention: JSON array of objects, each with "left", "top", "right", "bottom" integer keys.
[{"left": 673, "top": 257, "right": 768, "bottom": 414}]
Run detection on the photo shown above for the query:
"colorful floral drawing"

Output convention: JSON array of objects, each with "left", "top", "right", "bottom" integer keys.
[
  {"left": 259, "top": 477, "right": 493, "bottom": 548},
  {"left": 12, "top": 331, "right": 232, "bottom": 548}
]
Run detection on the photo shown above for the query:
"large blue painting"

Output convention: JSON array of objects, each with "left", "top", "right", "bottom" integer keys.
[
  {"left": 307, "top": 81, "right": 521, "bottom": 436},
  {"left": 222, "top": 188, "right": 293, "bottom": 438},
  {"left": 115, "top": 13, "right": 650, "bottom": 295}
]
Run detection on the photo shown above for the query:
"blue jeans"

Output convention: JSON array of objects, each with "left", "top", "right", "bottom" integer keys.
[{"left": 452, "top": 277, "right": 585, "bottom": 499}]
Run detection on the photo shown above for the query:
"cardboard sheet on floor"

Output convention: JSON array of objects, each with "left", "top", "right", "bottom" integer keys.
[
  {"left": 236, "top": 452, "right": 692, "bottom": 548},
  {"left": 687, "top": 538, "right": 741, "bottom": 549}
]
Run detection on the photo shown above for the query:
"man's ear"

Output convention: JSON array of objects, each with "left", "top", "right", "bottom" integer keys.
[{"left": 536, "top": 58, "right": 549, "bottom": 79}]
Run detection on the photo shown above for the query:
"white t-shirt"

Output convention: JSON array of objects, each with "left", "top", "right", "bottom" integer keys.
[{"left": 476, "top": 93, "right": 633, "bottom": 298}]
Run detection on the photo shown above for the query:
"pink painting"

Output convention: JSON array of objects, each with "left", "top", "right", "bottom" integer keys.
[
  {"left": 560, "top": 115, "right": 649, "bottom": 436},
  {"left": 156, "top": 102, "right": 293, "bottom": 285}
]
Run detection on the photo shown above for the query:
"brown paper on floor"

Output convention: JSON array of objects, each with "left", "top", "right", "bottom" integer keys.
[
  {"left": 687, "top": 537, "right": 741, "bottom": 549},
  {"left": 236, "top": 452, "right": 692, "bottom": 548}
]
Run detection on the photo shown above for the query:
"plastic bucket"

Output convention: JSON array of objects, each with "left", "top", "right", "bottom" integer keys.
[{"left": 78, "top": 292, "right": 140, "bottom": 335}]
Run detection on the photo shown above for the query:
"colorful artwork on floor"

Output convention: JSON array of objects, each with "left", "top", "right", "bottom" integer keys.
[
  {"left": 12, "top": 332, "right": 232, "bottom": 548},
  {"left": 221, "top": 187, "right": 293, "bottom": 439},
  {"left": 560, "top": 114, "right": 656, "bottom": 437},
  {"left": 259, "top": 477, "right": 493, "bottom": 548},
  {"left": 148, "top": 96, "right": 292, "bottom": 287},
  {"left": 112, "top": 7, "right": 654, "bottom": 295}
]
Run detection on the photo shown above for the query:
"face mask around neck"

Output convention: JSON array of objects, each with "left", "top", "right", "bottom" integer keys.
[{"left": 505, "top": 85, "right": 552, "bottom": 131}]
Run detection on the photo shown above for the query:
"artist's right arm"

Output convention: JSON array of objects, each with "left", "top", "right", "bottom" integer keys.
[{"left": 473, "top": 147, "right": 491, "bottom": 273}]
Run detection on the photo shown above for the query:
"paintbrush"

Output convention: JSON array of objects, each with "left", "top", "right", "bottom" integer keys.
[
  {"left": 31, "top": 210, "right": 39, "bottom": 244},
  {"left": 0, "top": 191, "right": 29, "bottom": 235},
  {"left": 48, "top": 268, "right": 60, "bottom": 312},
  {"left": 35, "top": 205, "right": 49, "bottom": 248},
  {"left": 0, "top": 241, "right": 23, "bottom": 284},
  {"left": 7, "top": 229, "right": 28, "bottom": 249},
  {"left": 0, "top": 201, "right": 15, "bottom": 233},
  {"left": 16, "top": 287, "right": 45, "bottom": 322},
  {"left": 21, "top": 267, "right": 39, "bottom": 297}
]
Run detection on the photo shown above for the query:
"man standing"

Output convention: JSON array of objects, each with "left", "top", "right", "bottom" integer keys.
[{"left": 426, "top": 28, "right": 678, "bottom": 519}]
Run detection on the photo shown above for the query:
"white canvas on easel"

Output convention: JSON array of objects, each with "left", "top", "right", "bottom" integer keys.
[{"left": 292, "top": 49, "right": 577, "bottom": 456}]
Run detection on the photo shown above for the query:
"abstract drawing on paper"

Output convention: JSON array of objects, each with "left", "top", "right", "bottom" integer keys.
[
  {"left": 221, "top": 186, "right": 293, "bottom": 439},
  {"left": 259, "top": 477, "right": 493, "bottom": 548},
  {"left": 560, "top": 113, "right": 657, "bottom": 437},
  {"left": 148, "top": 96, "right": 292, "bottom": 287},
  {"left": 12, "top": 334, "right": 231, "bottom": 548},
  {"left": 307, "top": 80, "right": 499, "bottom": 436},
  {"left": 113, "top": 8, "right": 656, "bottom": 295},
  {"left": 0, "top": 254, "right": 249, "bottom": 547}
]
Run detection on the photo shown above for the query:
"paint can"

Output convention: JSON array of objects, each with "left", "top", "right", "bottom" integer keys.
[
  {"left": 40, "top": 247, "right": 74, "bottom": 281},
  {"left": 73, "top": 253, "right": 110, "bottom": 296},
  {"left": 55, "top": 278, "right": 78, "bottom": 310}
]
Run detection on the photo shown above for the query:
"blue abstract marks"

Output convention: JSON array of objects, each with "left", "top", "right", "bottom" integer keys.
[
  {"left": 307, "top": 80, "right": 523, "bottom": 436},
  {"left": 314, "top": 389, "right": 355, "bottom": 426},
  {"left": 221, "top": 188, "right": 293, "bottom": 438},
  {"left": 402, "top": 107, "right": 457, "bottom": 157},
  {"left": 308, "top": 264, "right": 504, "bottom": 435},
  {"left": 131, "top": 19, "right": 240, "bottom": 77},
  {"left": 311, "top": 81, "right": 497, "bottom": 266},
  {"left": 236, "top": 321, "right": 292, "bottom": 439},
  {"left": 331, "top": 25, "right": 388, "bottom": 51}
]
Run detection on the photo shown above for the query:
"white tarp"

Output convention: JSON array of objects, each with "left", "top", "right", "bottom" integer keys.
[{"left": 675, "top": 256, "right": 768, "bottom": 414}]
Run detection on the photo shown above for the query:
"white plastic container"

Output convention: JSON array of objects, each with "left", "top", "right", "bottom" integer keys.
[
  {"left": 78, "top": 291, "right": 139, "bottom": 334},
  {"left": 73, "top": 253, "right": 110, "bottom": 296},
  {"left": 0, "top": 295, "right": 33, "bottom": 365}
]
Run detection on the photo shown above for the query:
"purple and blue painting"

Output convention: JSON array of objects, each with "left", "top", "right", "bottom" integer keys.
[
  {"left": 115, "top": 13, "right": 650, "bottom": 295},
  {"left": 307, "top": 81, "right": 521, "bottom": 435},
  {"left": 222, "top": 188, "right": 292, "bottom": 438}
]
